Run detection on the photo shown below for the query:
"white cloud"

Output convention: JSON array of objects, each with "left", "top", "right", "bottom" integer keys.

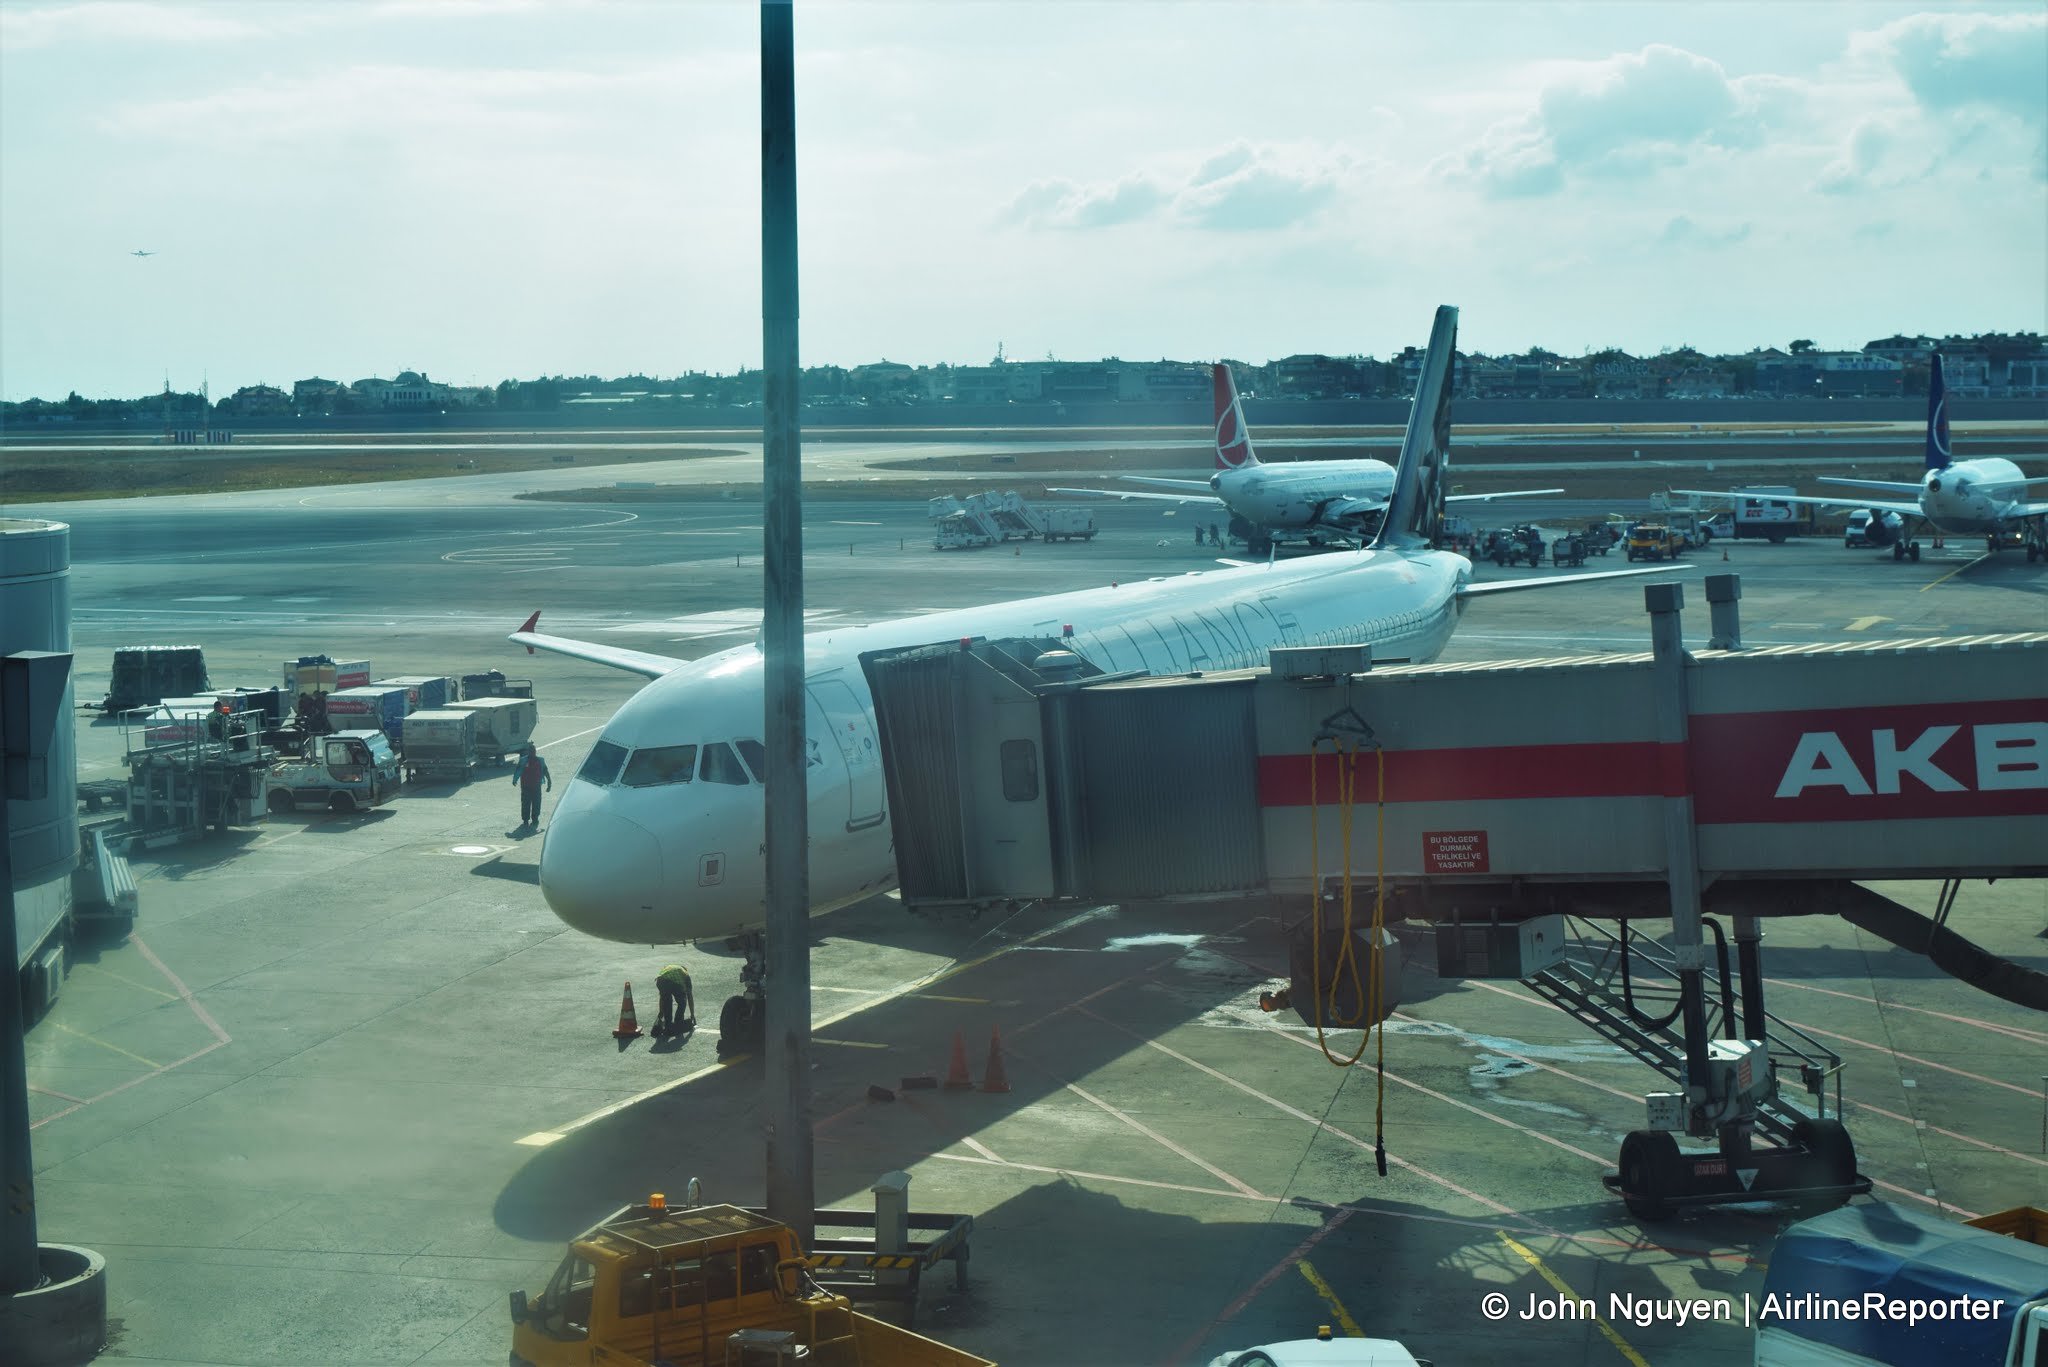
[
  {"left": 1854, "top": 10, "right": 2048, "bottom": 123},
  {"left": 1, "top": 1, "right": 258, "bottom": 51},
  {"left": 1816, "top": 117, "right": 1906, "bottom": 194},
  {"left": 1659, "top": 214, "right": 1751, "bottom": 247},
  {"left": 1005, "top": 141, "right": 1353, "bottom": 232}
]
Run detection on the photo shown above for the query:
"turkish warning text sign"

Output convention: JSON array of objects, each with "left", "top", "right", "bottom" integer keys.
[{"left": 1423, "top": 829, "right": 1490, "bottom": 873}]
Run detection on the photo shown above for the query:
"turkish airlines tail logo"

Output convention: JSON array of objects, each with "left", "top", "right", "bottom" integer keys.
[
  {"left": 1924, "top": 352, "right": 1951, "bottom": 471},
  {"left": 1212, "top": 364, "right": 1259, "bottom": 470}
]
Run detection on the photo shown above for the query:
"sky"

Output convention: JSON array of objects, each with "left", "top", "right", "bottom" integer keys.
[{"left": 2, "top": 0, "right": 2044, "bottom": 402}]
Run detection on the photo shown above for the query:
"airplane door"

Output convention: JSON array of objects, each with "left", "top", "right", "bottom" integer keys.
[{"left": 807, "top": 677, "right": 886, "bottom": 832}]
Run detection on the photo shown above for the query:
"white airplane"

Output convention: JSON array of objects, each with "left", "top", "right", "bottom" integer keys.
[
  {"left": 515, "top": 305, "right": 1688, "bottom": 1048},
  {"left": 1047, "top": 363, "right": 1559, "bottom": 553},
  {"left": 129, "top": 249, "right": 155, "bottom": 257},
  {"left": 1678, "top": 354, "right": 2048, "bottom": 563}
]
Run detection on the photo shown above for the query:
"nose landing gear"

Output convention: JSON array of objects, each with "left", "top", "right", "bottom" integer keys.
[{"left": 717, "top": 931, "right": 768, "bottom": 1055}]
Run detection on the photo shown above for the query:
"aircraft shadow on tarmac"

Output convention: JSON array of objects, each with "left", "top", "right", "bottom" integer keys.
[
  {"left": 489, "top": 899, "right": 1781, "bottom": 1363},
  {"left": 469, "top": 857, "right": 540, "bottom": 886}
]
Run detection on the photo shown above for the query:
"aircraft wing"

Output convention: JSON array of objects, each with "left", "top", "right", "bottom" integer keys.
[
  {"left": 1118, "top": 475, "right": 1217, "bottom": 492},
  {"left": 1671, "top": 488, "right": 1923, "bottom": 519},
  {"left": 1817, "top": 477, "right": 1926, "bottom": 495},
  {"left": 1045, "top": 486, "right": 1225, "bottom": 507},
  {"left": 1445, "top": 487, "right": 1565, "bottom": 503},
  {"left": 508, "top": 611, "right": 683, "bottom": 679},
  {"left": 1458, "top": 564, "right": 1698, "bottom": 599}
]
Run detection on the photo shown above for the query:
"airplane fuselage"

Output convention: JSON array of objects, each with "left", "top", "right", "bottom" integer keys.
[
  {"left": 538, "top": 548, "right": 1467, "bottom": 945},
  {"left": 1212, "top": 458, "right": 1397, "bottom": 530}
]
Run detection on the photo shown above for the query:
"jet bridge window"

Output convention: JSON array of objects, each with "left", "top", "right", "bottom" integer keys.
[
  {"left": 1000, "top": 739, "right": 1039, "bottom": 802},
  {"left": 700, "top": 742, "right": 751, "bottom": 786},
  {"left": 576, "top": 740, "right": 628, "bottom": 787},
  {"left": 621, "top": 745, "right": 697, "bottom": 788}
]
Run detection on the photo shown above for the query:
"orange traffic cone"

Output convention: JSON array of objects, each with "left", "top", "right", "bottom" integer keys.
[
  {"left": 942, "top": 1030, "right": 974, "bottom": 1090},
  {"left": 981, "top": 1027, "right": 1011, "bottom": 1094},
  {"left": 612, "top": 982, "right": 643, "bottom": 1040}
]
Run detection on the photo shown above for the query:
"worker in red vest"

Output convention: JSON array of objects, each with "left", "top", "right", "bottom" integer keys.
[{"left": 512, "top": 743, "right": 551, "bottom": 828}]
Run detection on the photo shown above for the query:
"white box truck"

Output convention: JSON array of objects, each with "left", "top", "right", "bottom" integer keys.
[{"left": 448, "top": 696, "right": 538, "bottom": 764}]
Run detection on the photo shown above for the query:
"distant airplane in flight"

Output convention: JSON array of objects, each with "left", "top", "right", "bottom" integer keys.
[{"left": 130, "top": 249, "right": 155, "bottom": 257}]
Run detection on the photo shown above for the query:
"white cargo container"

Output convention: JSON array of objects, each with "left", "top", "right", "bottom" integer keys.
[
  {"left": 283, "top": 657, "right": 372, "bottom": 696},
  {"left": 401, "top": 709, "right": 480, "bottom": 782},
  {"left": 448, "top": 696, "right": 538, "bottom": 763}
]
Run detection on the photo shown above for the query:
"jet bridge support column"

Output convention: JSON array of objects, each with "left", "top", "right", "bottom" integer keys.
[{"left": 1647, "top": 584, "right": 1713, "bottom": 1123}]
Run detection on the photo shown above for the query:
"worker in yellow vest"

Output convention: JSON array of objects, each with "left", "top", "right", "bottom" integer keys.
[{"left": 653, "top": 963, "right": 695, "bottom": 1038}]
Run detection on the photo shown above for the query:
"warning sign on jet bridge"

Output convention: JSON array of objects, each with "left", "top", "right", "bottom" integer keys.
[{"left": 1424, "top": 830, "right": 1490, "bottom": 873}]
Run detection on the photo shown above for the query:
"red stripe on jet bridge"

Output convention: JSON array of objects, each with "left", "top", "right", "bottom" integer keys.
[{"left": 1256, "top": 741, "right": 1686, "bottom": 808}]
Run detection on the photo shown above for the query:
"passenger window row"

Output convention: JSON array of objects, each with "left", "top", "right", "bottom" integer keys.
[{"left": 576, "top": 738, "right": 770, "bottom": 789}]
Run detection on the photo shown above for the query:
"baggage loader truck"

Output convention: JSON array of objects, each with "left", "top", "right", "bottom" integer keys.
[{"left": 267, "top": 730, "right": 401, "bottom": 814}]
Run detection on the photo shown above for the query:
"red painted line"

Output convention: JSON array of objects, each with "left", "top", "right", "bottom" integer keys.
[
  {"left": 1789, "top": 1019, "right": 2041, "bottom": 1098},
  {"left": 1842, "top": 1095, "right": 2048, "bottom": 1167},
  {"left": 30, "top": 1084, "right": 88, "bottom": 1104},
  {"left": 133, "top": 935, "right": 232, "bottom": 1045},
  {"left": 30, "top": 1040, "right": 227, "bottom": 1130},
  {"left": 1763, "top": 978, "right": 2048, "bottom": 1046}
]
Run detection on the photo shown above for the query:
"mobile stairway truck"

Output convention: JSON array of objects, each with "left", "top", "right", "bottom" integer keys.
[{"left": 509, "top": 1195, "right": 991, "bottom": 1366}]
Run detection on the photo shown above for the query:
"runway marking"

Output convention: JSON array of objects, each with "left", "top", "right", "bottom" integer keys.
[
  {"left": 1296, "top": 1258, "right": 1363, "bottom": 1338},
  {"left": 175, "top": 595, "right": 244, "bottom": 602},
  {"left": 929, "top": 1150, "right": 1264, "bottom": 1205},
  {"left": 810, "top": 984, "right": 882, "bottom": 995},
  {"left": 526, "top": 904, "right": 1114, "bottom": 1144},
  {"left": 29, "top": 1041, "right": 228, "bottom": 1131},
  {"left": 1844, "top": 615, "right": 1889, "bottom": 631},
  {"left": 1761, "top": 977, "right": 2048, "bottom": 1046},
  {"left": 74, "top": 962, "right": 177, "bottom": 1001},
  {"left": 134, "top": 934, "right": 232, "bottom": 1045},
  {"left": 1789, "top": 1019, "right": 2041, "bottom": 1098},
  {"left": 516, "top": 1132, "right": 564, "bottom": 1147},
  {"left": 814, "top": 1038, "right": 889, "bottom": 1049},
  {"left": 1499, "top": 1231, "right": 1653, "bottom": 1367},
  {"left": 1920, "top": 552, "right": 1993, "bottom": 591},
  {"left": 960, "top": 1135, "right": 1004, "bottom": 1163},
  {"left": 51, "top": 1022, "right": 160, "bottom": 1069},
  {"left": 1161, "top": 1210, "right": 1355, "bottom": 1366},
  {"left": 914, "top": 993, "right": 991, "bottom": 1004},
  {"left": 660, "top": 530, "right": 741, "bottom": 536},
  {"left": 1060, "top": 1078, "right": 1266, "bottom": 1197},
  {"left": 830, "top": 520, "right": 882, "bottom": 526},
  {"left": 31, "top": 1084, "right": 89, "bottom": 1103},
  {"left": 537, "top": 723, "right": 607, "bottom": 753}
]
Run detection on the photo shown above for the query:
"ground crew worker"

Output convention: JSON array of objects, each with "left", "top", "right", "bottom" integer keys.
[
  {"left": 653, "top": 963, "right": 695, "bottom": 1037},
  {"left": 512, "top": 743, "right": 551, "bottom": 828}
]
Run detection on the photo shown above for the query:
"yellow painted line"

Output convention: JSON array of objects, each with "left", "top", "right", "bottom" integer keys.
[
  {"left": 516, "top": 1132, "right": 565, "bottom": 1147},
  {"left": 1297, "top": 1258, "right": 1363, "bottom": 1338},
  {"left": 1844, "top": 615, "right": 1889, "bottom": 631},
  {"left": 51, "top": 1022, "right": 160, "bottom": 1069},
  {"left": 1921, "top": 552, "right": 1992, "bottom": 592},
  {"left": 1497, "top": 1231, "right": 1652, "bottom": 1367},
  {"left": 74, "top": 962, "right": 177, "bottom": 1000},
  {"left": 814, "top": 1039, "right": 889, "bottom": 1050},
  {"left": 521, "top": 904, "right": 1110, "bottom": 1145},
  {"left": 913, "top": 993, "right": 991, "bottom": 1004},
  {"left": 811, "top": 985, "right": 882, "bottom": 995}
]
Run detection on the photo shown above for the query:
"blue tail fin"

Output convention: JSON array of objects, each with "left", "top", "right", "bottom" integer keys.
[
  {"left": 1924, "top": 352, "right": 1951, "bottom": 471},
  {"left": 1372, "top": 305, "right": 1458, "bottom": 549}
]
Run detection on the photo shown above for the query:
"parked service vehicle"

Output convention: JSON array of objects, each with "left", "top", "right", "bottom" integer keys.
[
  {"left": 402, "top": 709, "right": 481, "bottom": 783},
  {"left": 1626, "top": 523, "right": 1687, "bottom": 561},
  {"left": 1729, "top": 486, "right": 1803, "bottom": 543},
  {"left": 267, "top": 730, "right": 401, "bottom": 814},
  {"left": 1207, "top": 1329, "right": 1426, "bottom": 1366},
  {"left": 450, "top": 695, "right": 538, "bottom": 763},
  {"left": 1035, "top": 507, "right": 1098, "bottom": 542}
]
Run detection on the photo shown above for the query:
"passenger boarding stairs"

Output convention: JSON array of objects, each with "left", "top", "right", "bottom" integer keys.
[
  {"left": 1525, "top": 917, "right": 1844, "bottom": 1145},
  {"left": 929, "top": 491, "right": 1041, "bottom": 549}
]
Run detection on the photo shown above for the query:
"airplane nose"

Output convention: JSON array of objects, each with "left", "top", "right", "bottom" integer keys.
[{"left": 540, "top": 810, "right": 666, "bottom": 941}]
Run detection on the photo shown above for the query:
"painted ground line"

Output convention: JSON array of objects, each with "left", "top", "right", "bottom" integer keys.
[
  {"left": 1297, "top": 1258, "right": 1365, "bottom": 1339},
  {"left": 1499, "top": 1230, "right": 1653, "bottom": 1367}
]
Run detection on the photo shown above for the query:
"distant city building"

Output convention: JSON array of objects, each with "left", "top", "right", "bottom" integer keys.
[
  {"left": 223, "top": 384, "right": 291, "bottom": 416},
  {"left": 1862, "top": 334, "right": 1937, "bottom": 364},
  {"left": 352, "top": 370, "right": 452, "bottom": 410}
]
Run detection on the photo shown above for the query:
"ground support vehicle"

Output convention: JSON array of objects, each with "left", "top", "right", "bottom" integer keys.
[
  {"left": 282, "top": 655, "right": 372, "bottom": 697},
  {"left": 120, "top": 704, "right": 272, "bottom": 848},
  {"left": 1626, "top": 523, "right": 1687, "bottom": 561},
  {"left": 459, "top": 669, "right": 535, "bottom": 700},
  {"left": 1033, "top": 506, "right": 1097, "bottom": 542},
  {"left": 1551, "top": 534, "right": 1587, "bottom": 567},
  {"left": 376, "top": 674, "right": 455, "bottom": 710},
  {"left": 325, "top": 684, "right": 415, "bottom": 746},
  {"left": 1490, "top": 526, "right": 1546, "bottom": 567},
  {"left": 401, "top": 709, "right": 480, "bottom": 783},
  {"left": 1756, "top": 1202, "right": 2046, "bottom": 1367},
  {"left": 508, "top": 1197, "right": 992, "bottom": 1367},
  {"left": 267, "top": 730, "right": 401, "bottom": 814},
  {"left": 1580, "top": 522, "right": 1619, "bottom": 556},
  {"left": 449, "top": 695, "right": 538, "bottom": 763}
]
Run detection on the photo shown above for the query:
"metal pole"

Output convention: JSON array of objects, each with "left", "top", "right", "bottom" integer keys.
[
  {"left": 1646, "top": 584, "right": 1713, "bottom": 1129},
  {"left": 1704, "top": 573, "right": 1741, "bottom": 652},
  {"left": 759, "top": 0, "right": 813, "bottom": 1243},
  {"left": 1734, "top": 914, "right": 1767, "bottom": 1042},
  {"left": 0, "top": 740, "right": 38, "bottom": 1292}
]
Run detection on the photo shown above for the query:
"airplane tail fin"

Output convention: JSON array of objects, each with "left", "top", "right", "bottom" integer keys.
[
  {"left": 1212, "top": 364, "right": 1259, "bottom": 470},
  {"left": 1371, "top": 304, "right": 1458, "bottom": 550},
  {"left": 1924, "top": 352, "right": 1951, "bottom": 471}
]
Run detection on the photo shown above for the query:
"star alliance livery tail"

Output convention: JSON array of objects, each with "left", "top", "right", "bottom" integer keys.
[
  {"left": 1372, "top": 304, "right": 1457, "bottom": 550},
  {"left": 1924, "top": 352, "right": 1951, "bottom": 471},
  {"left": 1212, "top": 363, "right": 1260, "bottom": 470}
]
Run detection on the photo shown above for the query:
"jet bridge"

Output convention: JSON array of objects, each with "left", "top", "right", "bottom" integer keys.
[{"left": 859, "top": 575, "right": 2047, "bottom": 1224}]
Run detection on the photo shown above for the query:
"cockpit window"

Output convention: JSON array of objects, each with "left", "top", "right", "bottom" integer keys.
[
  {"left": 577, "top": 740, "right": 628, "bottom": 787},
  {"left": 621, "top": 745, "right": 697, "bottom": 787},
  {"left": 700, "top": 742, "right": 751, "bottom": 786},
  {"left": 734, "top": 738, "right": 766, "bottom": 782}
]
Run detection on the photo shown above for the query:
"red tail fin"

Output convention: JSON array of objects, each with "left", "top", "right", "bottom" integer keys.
[
  {"left": 1212, "top": 363, "right": 1258, "bottom": 471},
  {"left": 516, "top": 610, "right": 541, "bottom": 655}
]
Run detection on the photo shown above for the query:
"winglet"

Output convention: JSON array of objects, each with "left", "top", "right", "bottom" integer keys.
[
  {"left": 517, "top": 610, "right": 541, "bottom": 654},
  {"left": 1213, "top": 364, "right": 1259, "bottom": 471}
]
